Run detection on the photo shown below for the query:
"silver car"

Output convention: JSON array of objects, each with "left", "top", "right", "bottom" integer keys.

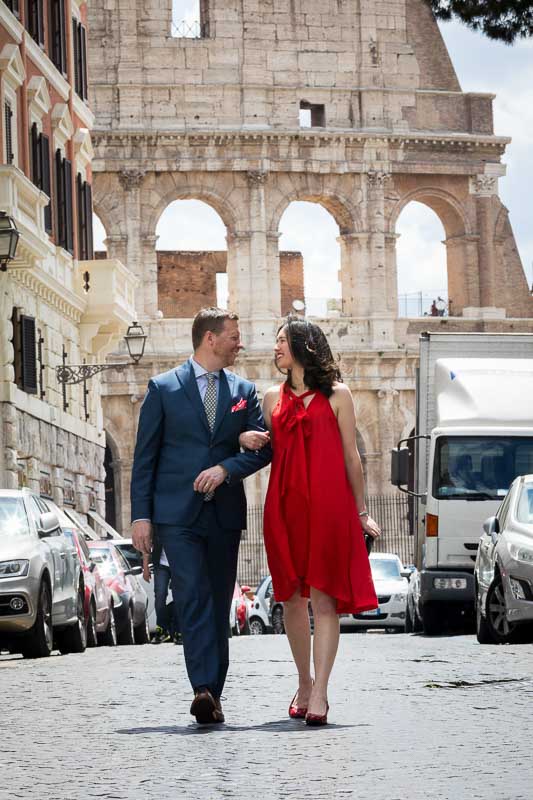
[
  {"left": 0, "top": 489, "right": 83, "bottom": 658},
  {"left": 339, "top": 553, "right": 409, "bottom": 632},
  {"left": 475, "top": 474, "right": 533, "bottom": 644}
]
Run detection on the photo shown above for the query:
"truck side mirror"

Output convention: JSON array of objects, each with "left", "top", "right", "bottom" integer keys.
[{"left": 391, "top": 447, "right": 410, "bottom": 488}]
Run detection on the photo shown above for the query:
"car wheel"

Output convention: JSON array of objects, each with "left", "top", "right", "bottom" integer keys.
[
  {"left": 86, "top": 601, "right": 98, "bottom": 648},
  {"left": 118, "top": 607, "right": 135, "bottom": 646},
  {"left": 412, "top": 603, "right": 423, "bottom": 633},
  {"left": 405, "top": 602, "right": 414, "bottom": 633},
  {"left": 21, "top": 581, "right": 53, "bottom": 659},
  {"left": 58, "top": 588, "right": 87, "bottom": 655},
  {"left": 134, "top": 611, "right": 150, "bottom": 645},
  {"left": 98, "top": 605, "right": 117, "bottom": 647},
  {"left": 476, "top": 592, "right": 497, "bottom": 644},
  {"left": 485, "top": 577, "right": 517, "bottom": 644},
  {"left": 421, "top": 605, "right": 443, "bottom": 636},
  {"left": 249, "top": 616, "right": 266, "bottom": 635},
  {"left": 271, "top": 604, "right": 285, "bottom": 635}
]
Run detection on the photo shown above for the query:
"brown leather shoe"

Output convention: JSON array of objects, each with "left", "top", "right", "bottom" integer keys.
[
  {"left": 213, "top": 698, "right": 225, "bottom": 724},
  {"left": 190, "top": 688, "right": 217, "bottom": 724}
]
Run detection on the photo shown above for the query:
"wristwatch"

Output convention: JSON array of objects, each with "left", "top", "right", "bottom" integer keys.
[{"left": 359, "top": 510, "right": 369, "bottom": 518}]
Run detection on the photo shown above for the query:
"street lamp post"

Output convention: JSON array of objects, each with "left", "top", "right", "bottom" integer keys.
[
  {"left": 56, "top": 321, "right": 147, "bottom": 385},
  {"left": 0, "top": 211, "right": 20, "bottom": 271}
]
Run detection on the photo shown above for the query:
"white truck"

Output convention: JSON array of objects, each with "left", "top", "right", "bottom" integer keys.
[{"left": 391, "top": 332, "right": 533, "bottom": 635}]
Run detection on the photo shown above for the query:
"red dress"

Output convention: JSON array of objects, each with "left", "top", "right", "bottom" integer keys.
[{"left": 264, "top": 384, "right": 378, "bottom": 614}]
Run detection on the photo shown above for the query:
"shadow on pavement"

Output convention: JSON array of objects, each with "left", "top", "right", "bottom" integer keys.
[{"left": 116, "top": 720, "right": 359, "bottom": 735}]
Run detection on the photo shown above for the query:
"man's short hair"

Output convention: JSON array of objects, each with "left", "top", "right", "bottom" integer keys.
[{"left": 192, "top": 308, "right": 239, "bottom": 350}]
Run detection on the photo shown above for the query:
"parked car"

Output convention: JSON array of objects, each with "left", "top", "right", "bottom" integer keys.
[
  {"left": 475, "top": 474, "right": 533, "bottom": 644},
  {"left": 57, "top": 510, "right": 116, "bottom": 647},
  {"left": 0, "top": 489, "right": 84, "bottom": 658},
  {"left": 246, "top": 575, "right": 273, "bottom": 635},
  {"left": 88, "top": 541, "right": 149, "bottom": 645},
  {"left": 230, "top": 581, "right": 249, "bottom": 635},
  {"left": 340, "top": 553, "right": 409, "bottom": 632},
  {"left": 111, "top": 539, "right": 166, "bottom": 634},
  {"left": 269, "top": 581, "right": 313, "bottom": 635}
]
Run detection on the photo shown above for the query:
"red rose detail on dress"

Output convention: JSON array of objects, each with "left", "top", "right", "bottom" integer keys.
[{"left": 231, "top": 398, "right": 247, "bottom": 413}]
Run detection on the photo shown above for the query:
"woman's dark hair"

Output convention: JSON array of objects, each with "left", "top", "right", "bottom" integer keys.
[{"left": 277, "top": 316, "right": 342, "bottom": 397}]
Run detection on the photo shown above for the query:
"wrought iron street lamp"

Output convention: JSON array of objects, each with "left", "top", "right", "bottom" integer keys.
[
  {"left": 56, "top": 321, "right": 147, "bottom": 385},
  {"left": 0, "top": 211, "right": 20, "bottom": 271}
]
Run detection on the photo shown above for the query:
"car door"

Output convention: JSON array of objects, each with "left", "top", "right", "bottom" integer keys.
[{"left": 28, "top": 496, "right": 68, "bottom": 621}]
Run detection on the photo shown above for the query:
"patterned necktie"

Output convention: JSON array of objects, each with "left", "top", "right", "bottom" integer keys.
[{"left": 203, "top": 372, "right": 217, "bottom": 500}]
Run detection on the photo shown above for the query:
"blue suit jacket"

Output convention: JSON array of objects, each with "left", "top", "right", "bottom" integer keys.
[{"left": 130, "top": 359, "right": 272, "bottom": 530}]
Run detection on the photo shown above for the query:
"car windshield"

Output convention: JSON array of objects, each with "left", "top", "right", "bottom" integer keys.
[
  {"left": 434, "top": 437, "right": 533, "bottom": 501},
  {"left": 371, "top": 559, "right": 401, "bottom": 580},
  {"left": 516, "top": 485, "right": 533, "bottom": 525},
  {"left": 0, "top": 497, "right": 31, "bottom": 537},
  {"left": 90, "top": 548, "right": 118, "bottom": 577}
]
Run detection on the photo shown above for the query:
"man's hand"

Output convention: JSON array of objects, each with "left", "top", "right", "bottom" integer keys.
[
  {"left": 194, "top": 464, "right": 228, "bottom": 494},
  {"left": 239, "top": 430, "right": 270, "bottom": 451},
  {"left": 142, "top": 553, "right": 151, "bottom": 583},
  {"left": 132, "top": 520, "right": 153, "bottom": 555}
]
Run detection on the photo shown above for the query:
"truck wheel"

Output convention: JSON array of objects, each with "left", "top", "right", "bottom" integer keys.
[
  {"left": 422, "top": 606, "right": 443, "bottom": 636},
  {"left": 21, "top": 581, "right": 53, "bottom": 659},
  {"left": 485, "top": 578, "right": 517, "bottom": 644}
]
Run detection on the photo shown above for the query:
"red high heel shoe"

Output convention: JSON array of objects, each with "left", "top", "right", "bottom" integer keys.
[
  {"left": 305, "top": 701, "right": 329, "bottom": 726},
  {"left": 288, "top": 690, "right": 308, "bottom": 719}
]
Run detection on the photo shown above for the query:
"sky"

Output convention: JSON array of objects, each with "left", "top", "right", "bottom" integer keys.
[{"left": 94, "top": 12, "right": 533, "bottom": 317}]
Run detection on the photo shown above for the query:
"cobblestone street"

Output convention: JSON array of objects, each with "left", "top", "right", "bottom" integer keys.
[{"left": 2, "top": 633, "right": 532, "bottom": 800}]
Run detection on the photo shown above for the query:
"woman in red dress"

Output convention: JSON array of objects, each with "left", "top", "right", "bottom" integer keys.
[{"left": 242, "top": 317, "right": 380, "bottom": 726}]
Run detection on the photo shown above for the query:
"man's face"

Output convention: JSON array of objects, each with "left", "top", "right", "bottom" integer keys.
[{"left": 211, "top": 319, "right": 243, "bottom": 367}]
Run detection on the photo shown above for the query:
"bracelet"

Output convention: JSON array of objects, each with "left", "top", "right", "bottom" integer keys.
[{"left": 359, "top": 510, "right": 369, "bottom": 518}]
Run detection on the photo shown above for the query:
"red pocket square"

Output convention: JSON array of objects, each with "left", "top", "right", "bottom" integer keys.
[{"left": 231, "top": 398, "right": 247, "bottom": 413}]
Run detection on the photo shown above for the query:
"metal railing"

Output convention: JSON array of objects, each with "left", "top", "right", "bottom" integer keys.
[
  {"left": 170, "top": 18, "right": 203, "bottom": 38},
  {"left": 237, "top": 494, "right": 413, "bottom": 589}
]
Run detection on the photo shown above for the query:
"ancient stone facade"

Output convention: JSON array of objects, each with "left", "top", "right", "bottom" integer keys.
[{"left": 87, "top": 0, "right": 533, "bottom": 533}]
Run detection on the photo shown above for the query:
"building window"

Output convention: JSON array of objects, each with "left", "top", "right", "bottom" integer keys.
[
  {"left": 299, "top": 101, "right": 326, "bottom": 128},
  {"left": 171, "top": 0, "right": 209, "bottom": 38},
  {"left": 26, "top": 0, "right": 45, "bottom": 47},
  {"left": 11, "top": 309, "right": 38, "bottom": 395},
  {"left": 30, "top": 124, "right": 53, "bottom": 234},
  {"left": 4, "top": 102, "right": 14, "bottom": 164},
  {"left": 72, "top": 19, "right": 88, "bottom": 100},
  {"left": 49, "top": 0, "right": 67, "bottom": 75},
  {"left": 5, "top": 0, "right": 21, "bottom": 18},
  {"left": 77, "top": 173, "right": 94, "bottom": 260},
  {"left": 55, "top": 149, "right": 74, "bottom": 254}
]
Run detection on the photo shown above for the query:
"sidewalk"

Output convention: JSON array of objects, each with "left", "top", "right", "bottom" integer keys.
[{"left": 1, "top": 633, "right": 532, "bottom": 800}]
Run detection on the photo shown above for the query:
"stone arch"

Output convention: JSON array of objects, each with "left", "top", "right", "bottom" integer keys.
[
  {"left": 146, "top": 181, "right": 242, "bottom": 240},
  {"left": 103, "top": 426, "right": 122, "bottom": 533},
  {"left": 270, "top": 187, "right": 360, "bottom": 236},
  {"left": 390, "top": 187, "right": 476, "bottom": 315},
  {"left": 92, "top": 174, "right": 127, "bottom": 240}
]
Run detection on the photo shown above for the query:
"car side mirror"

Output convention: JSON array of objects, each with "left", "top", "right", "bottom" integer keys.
[
  {"left": 89, "top": 561, "right": 97, "bottom": 573},
  {"left": 483, "top": 516, "right": 499, "bottom": 536},
  {"left": 400, "top": 570, "right": 411, "bottom": 580},
  {"left": 125, "top": 565, "right": 143, "bottom": 576},
  {"left": 38, "top": 511, "right": 60, "bottom": 537}
]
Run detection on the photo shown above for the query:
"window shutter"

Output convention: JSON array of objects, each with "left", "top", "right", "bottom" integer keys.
[
  {"left": 50, "top": 0, "right": 67, "bottom": 74},
  {"left": 80, "top": 25, "right": 88, "bottom": 100},
  {"left": 85, "top": 181, "right": 94, "bottom": 259},
  {"left": 64, "top": 158, "right": 74, "bottom": 254},
  {"left": 4, "top": 103, "right": 14, "bottom": 164},
  {"left": 55, "top": 148, "right": 65, "bottom": 247},
  {"left": 30, "top": 123, "right": 40, "bottom": 186},
  {"left": 77, "top": 172, "right": 86, "bottom": 259},
  {"left": 20, "top": 315, "right": 38, "bottom": 395},
  {"left": 7, "top": 0, "right": 20, "bottom": 18},
  {"left": 72, "top": 19, "right": 81, "bottom": 96},
  {"left": 26, "top": 0, "right": 44, "bottom": 46},
  {"left": 40, "top": 134, "right": 52, "bottom": 234}
]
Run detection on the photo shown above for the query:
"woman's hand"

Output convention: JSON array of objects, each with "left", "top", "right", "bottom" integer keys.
[
  {"left": 361, "top": 515, "right": 381, "bottom": 539},
  {"left": 239, "top": 430, "right": 270, "bottom": 450}
]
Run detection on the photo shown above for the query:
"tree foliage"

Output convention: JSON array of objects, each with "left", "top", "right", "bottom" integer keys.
[{"left": 427, "top": 1, "right": 533, "bottom": 43}]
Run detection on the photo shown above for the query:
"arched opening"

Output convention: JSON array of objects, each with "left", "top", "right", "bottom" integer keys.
[
  {"left": 93, "top": 212, "right": 107, "bottom": 256},
  {"left": 155, "top": 199, "right": 228, "bottom": 318},
  {"left": 104, "top": 440, "right": 116, "bottom": 530},
  {"left": 278, "top": 201, "right": 341, "bottom": 317},
  {"left": 396, "top": 202, "right": 448, "bottom": 318}
]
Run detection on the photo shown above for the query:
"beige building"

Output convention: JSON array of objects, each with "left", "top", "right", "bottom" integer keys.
[
  {"left": 87, "top": 0, "right": 533, "bottom": 533},
  {"left": 0, "top": 1, "right": 138, "bottom": 523}
]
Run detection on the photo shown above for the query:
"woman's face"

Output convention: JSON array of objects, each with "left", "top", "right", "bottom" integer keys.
[{"left": 274, "top": 327, "right": 294, "bottom": 371}]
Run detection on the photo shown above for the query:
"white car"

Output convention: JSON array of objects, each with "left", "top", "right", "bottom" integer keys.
[
  {"left": 475, "top": 474, "right": 533, "bottom": 644},
  {"left": 340, "top": 553, "right": 409, "bottom": 632},
  {"left": 246, "top": 575, "right": 272, "bottom": 635},
  {"left": 112, "top": 539, "right": 173, "bottom": 634}
]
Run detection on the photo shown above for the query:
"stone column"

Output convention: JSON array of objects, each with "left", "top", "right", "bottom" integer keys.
[
  {"left": 444, "top": 234, "right": 480, "bottom": 315},
  {"left": 365, "top": 171, "right": 395, "bottom": 345},
  {"left": 338, "top": 232, "right": 371, "bottom": 317},
  {"left": 384, "top": 233, "right": 400, "bottom": 316},
  {"left": 104, "top": 234, "right": 128, "bottom": 265},
  {"left": 470, "top": 174, "right": 503, "bottom": 314},
  {"left": 246, "top": 171, "right": 281, "bottom": 319},
  {"left": 377, "top": 388, "right": 399, "bottom": 494}
]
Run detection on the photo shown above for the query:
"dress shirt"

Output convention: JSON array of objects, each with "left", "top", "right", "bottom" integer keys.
[{"left": 132, "top": 359, "right": 221, "bottom": 524}]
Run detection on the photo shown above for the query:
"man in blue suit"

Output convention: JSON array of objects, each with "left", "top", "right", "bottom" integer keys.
[{"left": 131, "top": 308, "right": 271, "bottom": 724}]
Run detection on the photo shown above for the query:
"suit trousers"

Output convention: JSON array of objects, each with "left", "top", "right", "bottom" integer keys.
[{"left": 156, "top": 504, "right": 241, "bottom": 698}]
